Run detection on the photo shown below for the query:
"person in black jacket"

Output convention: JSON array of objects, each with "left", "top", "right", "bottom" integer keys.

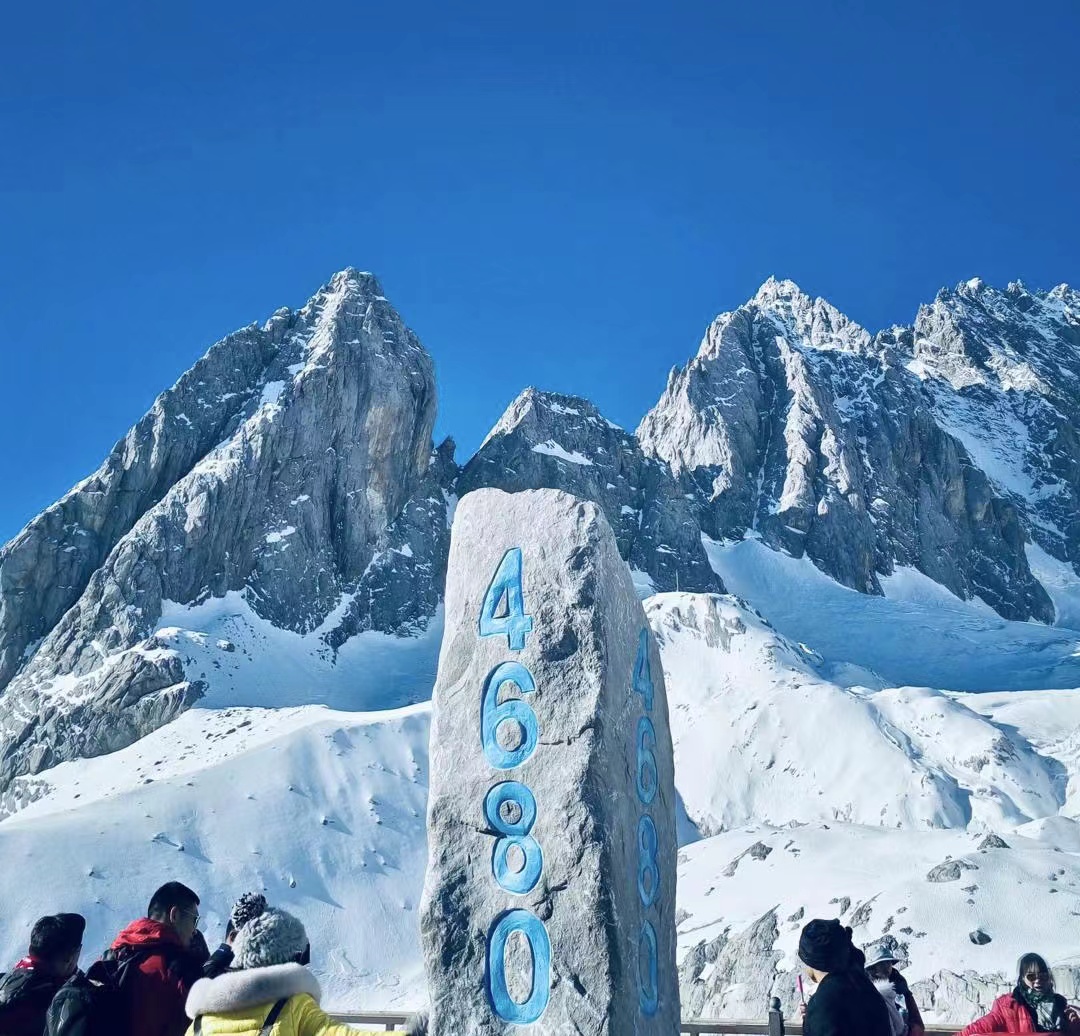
[
  {"left": 0, "top": 914, "right": 84, "bottom": 1036},
  {"left": 799, "top": 918, "right": 894, "bottom": 1036}
]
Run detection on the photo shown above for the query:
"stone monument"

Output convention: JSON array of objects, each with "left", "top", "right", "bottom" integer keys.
[{"left": 420, "top": 488, "right": 679, "bottom": 1033}]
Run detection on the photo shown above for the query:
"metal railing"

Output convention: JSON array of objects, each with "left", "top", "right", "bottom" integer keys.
[{"left": 330, "top": 1011, "right": 960, "bottom": 1034}]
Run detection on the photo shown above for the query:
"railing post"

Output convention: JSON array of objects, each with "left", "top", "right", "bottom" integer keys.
[{"left": 768, "top": 996, "right": 786, "bottom": 1036}]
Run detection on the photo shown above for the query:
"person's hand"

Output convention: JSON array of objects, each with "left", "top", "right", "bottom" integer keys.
[
  {"left": 1064, "top": 1004, "right": 1080, "bottom": 1026},
  {"left": 799, "top": 1003, "right": 807, "bottom": 1019},
  {"left": 890, "top": 968, "right": 910, "bottom": 995}
]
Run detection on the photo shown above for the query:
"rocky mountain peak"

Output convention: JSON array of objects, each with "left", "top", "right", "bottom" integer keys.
[
  {"left": 748, "top": 276, "right": 872, "bottom": 355},
  {"left": 0, "top": 270, "right": 439, "bottom": 789}
]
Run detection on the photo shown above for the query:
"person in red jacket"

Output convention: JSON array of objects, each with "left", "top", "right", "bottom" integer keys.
[
  {"left": 95, "top": 882, "right": 207, "bottom": 1036},
  {"left": 960, "top": 953, "right": 1080, "bottom": 1033},
  {"left": 0, "top": 913, "right": 84, "bottom": 1036}
]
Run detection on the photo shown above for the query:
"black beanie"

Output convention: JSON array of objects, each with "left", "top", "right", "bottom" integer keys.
[{"left": 798, "top": 919, "right": 854, "bottom": 973}]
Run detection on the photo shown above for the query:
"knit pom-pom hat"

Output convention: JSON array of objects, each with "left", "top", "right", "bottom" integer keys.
[
  {"left": 228, "top": 892, "right": 268, "bottom": 937},
  {"left": 233, "top": 907, "right": 309, "bottom": 969}
]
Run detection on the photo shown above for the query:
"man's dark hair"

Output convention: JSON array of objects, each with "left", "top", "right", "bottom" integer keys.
[
  {"left": 29, "top": 913, "right": 85, "bottom": 961},
  {"left": 147, "top": 882, "right": 199, "bottom": 920}
]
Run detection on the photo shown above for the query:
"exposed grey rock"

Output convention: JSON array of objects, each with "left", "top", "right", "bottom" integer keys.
[
  {"left": 679, "top": 910, "right": 781, "bottom": 1021},
  {"left": 978, "top": 833, "right": 1010, "bottom": 850},
  {"left": 460, "top": 388, "right": 722, "bottom": 597},
  {"left": 421, "top": 488, "right": 679, "bottom": 1034},
  {"left": 0, "top": 269, "right": 439, "bottom": 788},
  {"left": 638, "top": 277, "right": 1057, "bottom": 622},
  {"left": 969, "top": 929, "right": 992, "bottom": 945},
  {"left": 927, "top": 859, "right": 978, "bottom": 883},
  {"left": 913, "top": 280, "right": 1080, "bottom": 580}
]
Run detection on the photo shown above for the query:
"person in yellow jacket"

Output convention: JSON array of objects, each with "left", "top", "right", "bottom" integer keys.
[{"left": 184, "top": 906, "right": 385, "bottom": 1036}]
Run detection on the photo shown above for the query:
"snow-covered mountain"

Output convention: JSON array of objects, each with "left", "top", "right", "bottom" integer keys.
[{"left": 3, "top": 268, "right": 1080, "bottom": 1025}]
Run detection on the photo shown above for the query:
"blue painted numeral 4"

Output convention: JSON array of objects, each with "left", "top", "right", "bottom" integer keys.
[
  {"left": 633, "top": 628, "right": 654, "bottom": 712},
  {"left": 479, "top": 548, "right": 534, "bottom": 651}
]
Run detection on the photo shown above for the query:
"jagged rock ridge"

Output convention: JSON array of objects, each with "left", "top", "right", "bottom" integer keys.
[{"left": 638, "top": 276, "right": 1075, "bottom": 622}]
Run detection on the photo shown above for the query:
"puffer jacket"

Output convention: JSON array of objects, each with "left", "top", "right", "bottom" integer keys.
[
  {"left": 960, "top": 991, "right": 1080, "bottom": 1033},
  {"left": 184, "top": 962, "right": 381, "bottom": 1036}
]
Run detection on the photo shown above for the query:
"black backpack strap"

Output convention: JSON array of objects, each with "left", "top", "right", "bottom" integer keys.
[
  {"left": 258, "top": 999, "right": 288, "bottom": 1036},
  {"left": 194, "top": 992, "right": 286, "bottom": 1036}
]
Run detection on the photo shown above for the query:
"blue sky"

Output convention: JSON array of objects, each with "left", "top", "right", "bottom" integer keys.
[{"left": 1, "top": 0, "right": 1077, "bottom": 543}]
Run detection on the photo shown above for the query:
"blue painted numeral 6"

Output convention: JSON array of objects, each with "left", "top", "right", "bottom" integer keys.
[
  {"left": 633, "top": 628, "right": 654, "bottom": 711},
  {"left": 636, "top": 716, "right": 658, "bottom": 806},
  {"left": 479, "top": 548, "right": 534, "bottom": 651},
  {"left": 485, "top": 781, "right": 544, "bottom": 895},
  {"left": 487, "top": 910, "right": 552, "bottom": 1024},
  {"left": 638, "top": 920, "right": 659, "bottom": 1016},
  {"left": 481, "top": 662, "right": 539, "bottom": 770}
]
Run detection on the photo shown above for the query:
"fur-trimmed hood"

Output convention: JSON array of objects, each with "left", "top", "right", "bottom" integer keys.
[
  {"left": 873, "top": 978, "right": 898, "bottom": 998},
  {"left": 186, "top": 964, "right": 321, "bottom": 1019}
]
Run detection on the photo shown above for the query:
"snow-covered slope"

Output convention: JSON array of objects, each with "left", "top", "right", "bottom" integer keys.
[{"left": 0, "top": 704, "right": 431, "bottom": 1012}]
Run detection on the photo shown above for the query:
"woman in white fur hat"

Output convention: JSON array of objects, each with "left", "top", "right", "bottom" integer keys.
[{"left": 184, "top": 907, "right": 386, "bottom": 1036}]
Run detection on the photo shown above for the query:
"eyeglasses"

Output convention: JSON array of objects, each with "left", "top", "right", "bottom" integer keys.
[
  {"left": 186, "top": 910, "right": 201, "bottom": 928},
  {"left": 1024, "top": 971, "right": 1050, "bottom": 982}
]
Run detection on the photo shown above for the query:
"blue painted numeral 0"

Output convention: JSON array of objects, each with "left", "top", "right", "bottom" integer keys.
[
  {"left": 638, "top": 921, "right": 659, "bottom": 1016},
  {"left": 487, "top": 910, "right": 551, "bottom": 1024},
  {"left": 479, "top": 547, "right": 534, "bottom": 651},
  {"left": 481, "top": 662, "right": 539, "bottom": 770}
]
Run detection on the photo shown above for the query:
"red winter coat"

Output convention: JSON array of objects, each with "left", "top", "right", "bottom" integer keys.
[
  {"left": 960, "top": 991, "right": 1080, "bottom": 1034},
  {"left": 104, "top": 919, "right": 201, "bottom": 1036}
]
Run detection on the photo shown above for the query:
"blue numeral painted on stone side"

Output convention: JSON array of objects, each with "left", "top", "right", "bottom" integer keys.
[
  {"left": 638, "top": 921, "right": 659, "bottom": 1017},
  {"left": 637, "top": 813, "right": 659, "bottom": 908},
  {"left": 633, "top": 627, "right": 654, "bottom": 711},
  {"left": 479, "top": 548, "right": 534, "bottom": 651},
  {"left": 632, "top": 627, "right": 661, "bottom": 1017},
  {"left": 486, "top": 909, "right": 552, "bottom": 1024},
  {"left": 636, "top": 716, "right": 658, "bottom": 806},
  {"left": 485, "top": 781, "right": 544, "bottom": 895},
  {"left": 481, "top": 662, "right": 539, "bottom": 770}
]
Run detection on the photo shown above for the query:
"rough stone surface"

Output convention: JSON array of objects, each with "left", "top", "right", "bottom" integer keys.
[
  {"left": 978, "top": 833, "right": 1010, "bottom": 851},
  {"left": 421, "top": 488, "right": 679, "bottom": 1034},
  {"left": 638, "top": 277, "right": 1057, "bottom": 622},
  {"left": 460, "top": 389, "right": 722, "bottom": 597},
  {"left": 678, "top": 910, "right": 781, "bottom": 1021},
  {"left": 0, "top": 269, "right": 440, "bottom": 787}
]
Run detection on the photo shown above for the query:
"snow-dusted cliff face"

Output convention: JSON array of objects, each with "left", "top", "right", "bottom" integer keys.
[
  {"left": 0, "top": 269, "right": 444, "bottom": 786},
  {"left": 638, "top": 276, "right": 1080, "bottom": 623}
]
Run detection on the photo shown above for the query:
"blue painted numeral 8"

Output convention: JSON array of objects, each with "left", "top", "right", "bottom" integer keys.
[
  {"left": 487, "top": 910, "right": 552, "bottom": 1024},
  {"left": 479, "top": 548, "right": 534, "bottom": 651},
  {"left": 485, "top": 782, "right": 544, "bottom": 895},
  {"left": 637, "top": 813, "right": 659, "bottom": 908},
  {"left": 481, "top": 662, "right": 539, "bottom": 770}
]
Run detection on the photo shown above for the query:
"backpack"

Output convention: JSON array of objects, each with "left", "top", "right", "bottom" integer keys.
[{"left": 47, "top": 946, "right": 178, "bottom": 1036}]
